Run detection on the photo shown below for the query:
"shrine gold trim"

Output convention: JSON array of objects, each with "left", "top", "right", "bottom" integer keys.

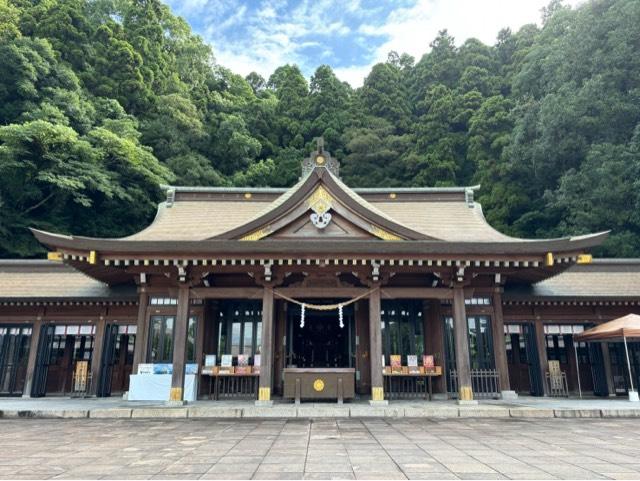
[
  {"left": 370, "top": 225, "right": 402, "bottom": 241},
  {"left": 371, "top": 386, "right": 384, "bottom": 401},
  {"left": 258, "top": 387, "right": 271, "bottom": 401},
  {"left": 240, "top": 228, "right": 271, "bottom": 241},
  {"left": 308, "top": 186, "right": 333, "bottom": 216}
]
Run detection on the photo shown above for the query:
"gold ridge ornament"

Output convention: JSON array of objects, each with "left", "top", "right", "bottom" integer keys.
[{"left": 308, "top": 186, "right": 333, "bottom": 229}]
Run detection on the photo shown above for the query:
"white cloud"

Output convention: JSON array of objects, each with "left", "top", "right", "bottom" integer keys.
[
  {"left": 166, "top": 0, "right": 587, "bottom": 87},
  {"left": 333, "top": 64, "right": 375, "bottom": 88},
  {"left": 196, "top": 0, "right": 355, "bottom": 81},
  {"left": 337, "top": 0, "right": 586, "bottom": 87}
]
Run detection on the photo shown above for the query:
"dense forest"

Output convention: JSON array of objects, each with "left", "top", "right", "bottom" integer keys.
[{"left": 1, "top": 0, "right": 639, "bottom": 258}]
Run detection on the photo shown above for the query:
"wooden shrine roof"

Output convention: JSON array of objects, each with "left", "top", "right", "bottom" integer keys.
[
  {"left": 29, "top": 160, "right": 608, "bottom": 288},
  {"left": 123, "top": 176, "right": 507, "bottom": 242},
  {"left": 0, "top": 260, "right": 136, "bottom": 302},
  {"left": 505, "top": 259, "right": 640, "bottom": 301}
]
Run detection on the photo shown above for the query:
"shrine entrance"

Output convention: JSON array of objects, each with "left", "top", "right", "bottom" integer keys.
[
  {"left": 0, "top": 325, "right": 32, "bottom": 396},
  {"left": 285, "top": 302, "right": 355, "bottom": 369}
]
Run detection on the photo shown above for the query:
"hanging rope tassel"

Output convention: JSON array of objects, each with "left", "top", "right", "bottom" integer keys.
[
  {"left": 300, "top": 303, "right": 305, "bottom": 328},
  {"left": 339, "top": 304, "right": 344, "bottom": 328},
  {"left": 273, "top": 287, "right": 377, "bottom": 310}
]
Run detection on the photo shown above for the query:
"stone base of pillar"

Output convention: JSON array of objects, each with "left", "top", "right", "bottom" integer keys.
[
  {"left": 255, "top": 400, "right": 274, "bottom": 407},
  {"left": 629, "top": 390, "right": 639, "bottom": 402},
  {"left": 369, "top": 400, "right": 389, "bottom": 406},
  {"left": 457, "top": 399, "right": 478, "bottom": 405},
  {"left": 500, "top": 390, "right": 518, "bottom": 400},
  {"left": 166, "top": 400, "right": 188, "bottom": 406}
]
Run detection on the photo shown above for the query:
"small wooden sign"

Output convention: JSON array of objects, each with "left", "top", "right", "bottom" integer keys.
[
  {"left": 74, "top": 361, "right": 89, "bottom": 392},
  {"left": 548, "top": 360, "right": 561, "bottom": 375}
]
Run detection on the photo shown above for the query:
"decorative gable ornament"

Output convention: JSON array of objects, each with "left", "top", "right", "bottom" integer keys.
[
  {"left": 308, "top": 186, "right": 333, "bottom": 229},
  {"left": 301, "top": 137, "right": 340, "bottom": 178}
]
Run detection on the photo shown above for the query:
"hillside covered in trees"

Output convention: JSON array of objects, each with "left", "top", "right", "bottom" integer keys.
[{"left": 1, "top": 0, "right": 639, "bottom": 258}]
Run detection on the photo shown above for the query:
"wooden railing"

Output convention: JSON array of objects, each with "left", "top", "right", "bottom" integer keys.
[
  {"left": 449, "top": 369, "right": 501, "bottom": 399},
  {"left": 384, "top": 374, "right": 433, "bottom": 400},
  {"left": 206, "top": 374, "right": 259, "bottom": 400}
]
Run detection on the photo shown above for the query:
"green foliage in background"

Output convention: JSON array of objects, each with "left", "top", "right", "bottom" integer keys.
[{"left": 1, "top": 0, "right": 639, "bottom": 257}]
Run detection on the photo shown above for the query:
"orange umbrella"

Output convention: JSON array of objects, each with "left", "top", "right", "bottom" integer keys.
[{"left": 574, "top": 314, "right": 640, "bottom": 341}]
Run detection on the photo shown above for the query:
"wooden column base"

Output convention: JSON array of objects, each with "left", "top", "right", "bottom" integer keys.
[{"left": 459, "top": 385, "right": 473, "bottom": 401}]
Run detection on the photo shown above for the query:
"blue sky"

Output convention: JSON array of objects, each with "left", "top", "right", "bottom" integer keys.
[{"left": 163, "top": 0, "right": 583, "bottom": 87}]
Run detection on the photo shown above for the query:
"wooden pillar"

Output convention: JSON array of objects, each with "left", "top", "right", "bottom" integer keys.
[
  {"left": 89, "top": 315, "right": 107, "bottom": 396},
  {"left": 425, "top": 299, "right": 446, "bottom": 393},
  {"left": 132, "top": 289, "right": 149, "bottom": 372},
  {"left": 208, "top": 301, "right": 220, "bottom": 357},
  {"left": 453, "top": 285, "right": 473, "bottom": 402},
  {"left": 169, "top": 285, "right": 190, "bottom": 402},
  {"left": 491, "top": 289, "right": 512, "bottom": 394},
  {"left": 22, "top": 318, "right": 43, "bottom": 398},
  {"left": 534, "top": 319, "right": 550, "bottom": 396},
  {"left": 258, "top": 286, "right": 274, "bottom": 403},
  {"left": 369, "top": 286, "right": 385, "bottom": 403},
  {"left": 195, "top": 307, "right": 205, "bottom": 367},
  {"left": 601, "top": 342, "right": 616, "bottom": 396},
  {"left": 274, "top": 300, "right": 287, "bottom": 395},
  {"left": 356, "top": 299, "right": 371, "bottom": 394}
]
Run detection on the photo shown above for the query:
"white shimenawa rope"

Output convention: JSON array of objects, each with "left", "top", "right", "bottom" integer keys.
[{"left": 273, "top": 287, "right": 377, "bottom": 330}]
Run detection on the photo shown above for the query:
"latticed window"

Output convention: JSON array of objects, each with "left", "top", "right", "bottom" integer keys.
[
  {"left": 381, "top": 300, "right": 424, "bottom": 365},
  {"left": 147, "top": 315, "right": 197, "bottom": 363},
  {"left": 444, "top": 315, "right": 496, "bottom": 371},
  {"left": 216, "top": 301, "right": 262, "bottom": 364}
]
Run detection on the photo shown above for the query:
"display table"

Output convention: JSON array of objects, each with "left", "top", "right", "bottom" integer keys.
[
  {"left": 383, "top": 371, "right": 441, "bottom": 401},
  {"left": 283, "top": 368, "right": 355, "bottom": 404},
  {"left": 128, "top": 374, "right": 198, "bottom": 402}
]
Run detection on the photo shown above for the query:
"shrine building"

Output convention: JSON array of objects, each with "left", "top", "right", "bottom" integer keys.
[{"left": 0, "top": 143, "right": 639, "bottom": 403}]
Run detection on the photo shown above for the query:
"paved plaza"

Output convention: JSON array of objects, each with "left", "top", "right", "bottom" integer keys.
[{"left": 1, "top": 417, "right": 640, "bottom": 480}]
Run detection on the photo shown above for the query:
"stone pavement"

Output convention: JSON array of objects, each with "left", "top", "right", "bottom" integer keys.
[
  {"left": 1, "top": 396, "right": 640, "bottom": 419},
  {"left": 1, "top": 417, "right": 640, "bottom": 480}
]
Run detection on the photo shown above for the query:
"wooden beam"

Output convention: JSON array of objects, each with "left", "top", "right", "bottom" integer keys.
[
  {"left": 276, "top": 287, "right": 367, "bottom": 298},
  {"left": 190, "top": 286, "right": 458, "bottom": 300},
  {"left": 190, "top": 287, "right": 263, "bottom": 299},
  {"left": 381, "top": 287, "right": 454, "bottom": 300}
]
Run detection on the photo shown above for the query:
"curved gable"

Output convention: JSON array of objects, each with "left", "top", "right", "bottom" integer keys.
[{"left": 213, "top": 168, "right": 433, "bottom": 242}]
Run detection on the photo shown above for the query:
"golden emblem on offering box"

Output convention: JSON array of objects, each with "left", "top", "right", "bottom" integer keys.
[{"left": 313, "top": 379, "right": 325, "bottom": 392}]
